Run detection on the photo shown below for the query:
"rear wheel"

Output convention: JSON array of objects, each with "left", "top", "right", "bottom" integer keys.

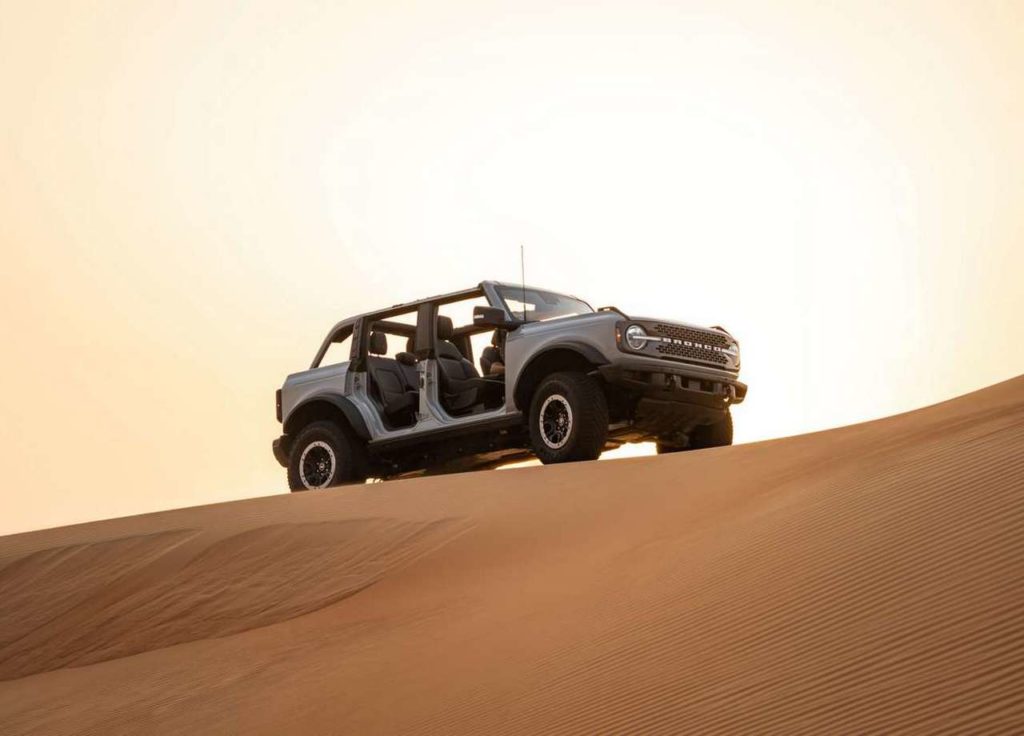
[
  {"left": 287, "top": 421, "right": 364, "bottom": 491},
  {"left": 656, "top": 411, "right": 733, "bottom": 454},
  {"left": 529, "top": 372, "right": 608, "bottom": 464}
]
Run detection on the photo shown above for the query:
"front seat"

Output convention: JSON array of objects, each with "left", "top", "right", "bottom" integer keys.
[
  {"left": 367, "top": 331, "right": 418, "bottom": 424},
  {"left": 480, "top": 329, "right": 506, "bottom": 376},
  {"left": 435, "top": 316, "right": 485, "bottom": 413}
]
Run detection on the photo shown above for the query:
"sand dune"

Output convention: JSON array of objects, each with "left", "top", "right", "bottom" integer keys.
[{"left": 1, "top": 377, "right": 1022, "bottom": 734}]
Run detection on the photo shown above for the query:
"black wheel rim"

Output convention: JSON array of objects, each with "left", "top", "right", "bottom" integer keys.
[
  {"left": 540, "top": 394, "right": 573, "bottom": 449},
  {"left": 300, "top": 441, "right": 336, "bottom": 489}
]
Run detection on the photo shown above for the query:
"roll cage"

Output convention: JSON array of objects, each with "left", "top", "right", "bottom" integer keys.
[{"left": 310, "top": 281, "right": 548, "bottom": 370}]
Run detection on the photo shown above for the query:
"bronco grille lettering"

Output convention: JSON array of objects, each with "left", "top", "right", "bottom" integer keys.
[{"left": 638, "top": 335, "right": 737, "bottom": 356}]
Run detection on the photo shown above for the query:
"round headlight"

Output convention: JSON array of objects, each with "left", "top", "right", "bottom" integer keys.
[
  {"left": 625, "top": 324, "right": 648, "bottom": 350},
  {"left": 727, "top": 342, "right": 740, "bottom": 368}
]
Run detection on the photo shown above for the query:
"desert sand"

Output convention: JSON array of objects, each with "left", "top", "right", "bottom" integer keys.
[{"left": 1, "top": 377, "right": 1023, "bottom": 734}]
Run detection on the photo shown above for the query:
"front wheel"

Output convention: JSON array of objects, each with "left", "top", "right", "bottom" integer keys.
[
  {"left": 287, "top": 421, "right": 364, "bottom": 492},
  {"left": 529, "top": 372, "right": 609, "bottom": 464}
]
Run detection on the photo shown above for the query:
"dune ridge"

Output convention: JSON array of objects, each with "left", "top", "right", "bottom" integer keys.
[
  {"left": 0, "top": 518, "right": 469, "bottom": 680},
  {"left": 0, "top": 376, "right": 1022, "bottom": 734}
]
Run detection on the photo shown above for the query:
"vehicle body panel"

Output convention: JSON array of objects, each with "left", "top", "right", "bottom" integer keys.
[{"left": 280, "top": 363, "right": 350, "bottom": 427}]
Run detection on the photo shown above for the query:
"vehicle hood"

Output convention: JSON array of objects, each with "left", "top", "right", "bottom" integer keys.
[
  {"left": 521, "top": 311, "right": 732, "bottom": 339},
  {"left": 626, "top": 316, "right": 733, "bottom": 338}
]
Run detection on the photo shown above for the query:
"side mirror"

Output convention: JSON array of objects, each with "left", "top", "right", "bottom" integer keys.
[{"left": 473, "top": 306, "right": 518, "bottom": 329}]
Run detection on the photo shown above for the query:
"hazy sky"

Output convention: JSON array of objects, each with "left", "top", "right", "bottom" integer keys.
[{"left": 1, "top": 1, "right": 1022, "bottom": 534}]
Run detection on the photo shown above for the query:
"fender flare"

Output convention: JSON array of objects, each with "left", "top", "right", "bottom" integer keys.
[
  {"left": 512, "top": 342, "right": 610, "bottom": 409},
  {"left": 282, "top": 393, "right": 370, "bottom": 440}
]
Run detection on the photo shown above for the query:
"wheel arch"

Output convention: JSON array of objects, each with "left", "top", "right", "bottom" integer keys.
[
  {"left": 282, "top": 394, "right": 370, "bottom": 441},
  {"left": 512, "top": 343, "right": 608, "bottom": 411}
]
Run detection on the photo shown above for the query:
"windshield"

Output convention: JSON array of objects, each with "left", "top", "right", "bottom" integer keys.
[{"left": 496, "top": 285, "right": 594, "bottom": 322}]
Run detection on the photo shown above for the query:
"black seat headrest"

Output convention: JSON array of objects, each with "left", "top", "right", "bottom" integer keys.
[
  {"left": 436, "top": 316, "right": 454, "bottom": 340},
  {"left": 369, "top": 331, "right": 387, "bottom": 355},
  {"left": 436, "top": 341, "right": 463, "bottom": 360}
]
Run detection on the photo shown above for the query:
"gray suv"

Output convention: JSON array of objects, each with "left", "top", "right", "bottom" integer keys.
[{"left": 273, "top": 281, "right": 746, "bottom": 490}]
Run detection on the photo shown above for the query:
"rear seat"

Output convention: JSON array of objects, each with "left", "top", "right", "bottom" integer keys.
[
  {"left": 367, "top": 331, "right": 419, "bottom": 423},
  {"left": 396, "top": 344, "right": 419, "bottom": 389}
]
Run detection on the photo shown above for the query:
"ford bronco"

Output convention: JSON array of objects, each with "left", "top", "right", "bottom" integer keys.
[{"left": 273, "top": 281, "right": 746, "bottom": 490}]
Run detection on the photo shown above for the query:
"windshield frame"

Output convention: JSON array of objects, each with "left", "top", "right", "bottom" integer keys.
[{"left": 494, "top": 285, "right": 595, "bottom": 323}]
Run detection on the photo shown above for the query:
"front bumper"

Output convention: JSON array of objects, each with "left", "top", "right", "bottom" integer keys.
[
  {"left": 599, "top": 356, "right": 747, "bottom": 409},
  {"left": 599, "top": 358, "right": 746, "bottom": 443},
  {"left": 272, "top": 436, "right": 289, "bottom": 467}
]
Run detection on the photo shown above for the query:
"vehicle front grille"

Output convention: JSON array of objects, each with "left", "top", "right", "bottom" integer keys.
[{"left": 651, "top": 323, "right": 731, "bottom": 366}]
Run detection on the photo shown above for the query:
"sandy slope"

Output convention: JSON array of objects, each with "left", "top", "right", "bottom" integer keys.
[{"left": 1, "top": 378, "right": 1023, "bottom": 734}]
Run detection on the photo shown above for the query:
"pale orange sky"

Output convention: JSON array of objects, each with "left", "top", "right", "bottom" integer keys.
[{"left": 1, "top": 1, "right": 1022, "bottom": 534}]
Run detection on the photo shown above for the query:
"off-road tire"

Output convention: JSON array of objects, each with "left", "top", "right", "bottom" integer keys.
[
  {"left": 287, "top": 421, "right": 364, "bottom": 492},
  {"left": 657, "top": 411, "right": 733, "bottom": 454},
  {"left": 528, "top": 371, "right": 608, "bottom": 464}
]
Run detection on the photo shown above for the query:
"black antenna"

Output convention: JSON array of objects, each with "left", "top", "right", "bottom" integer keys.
[{"left": 520, "top": 244, "right": 527, "bottom": 321}]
